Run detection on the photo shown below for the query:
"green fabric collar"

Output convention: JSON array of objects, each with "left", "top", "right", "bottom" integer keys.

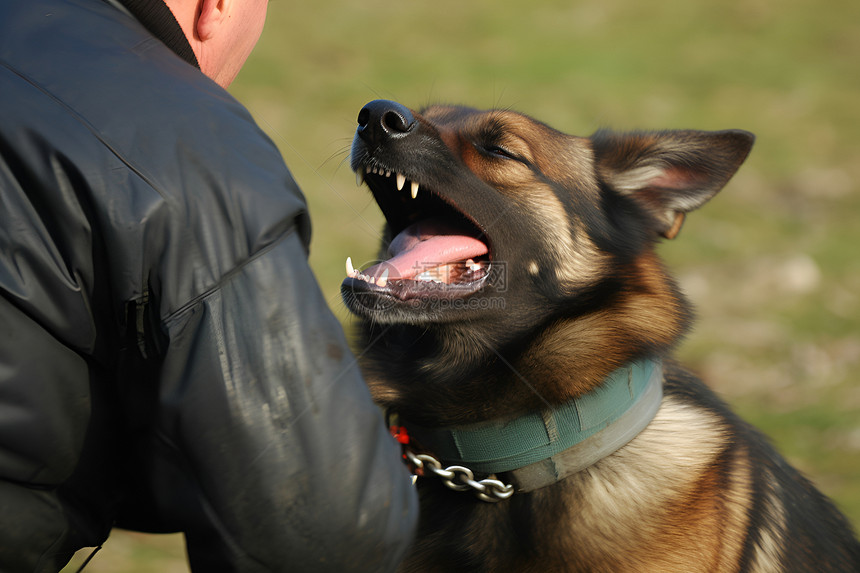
[{"left": 403, "top": 358, "right": 663, "bottom": 490}]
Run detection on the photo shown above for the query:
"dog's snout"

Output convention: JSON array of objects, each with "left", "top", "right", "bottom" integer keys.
[{"left": 356, "top": 100, "right": 416, "bottom": 143}]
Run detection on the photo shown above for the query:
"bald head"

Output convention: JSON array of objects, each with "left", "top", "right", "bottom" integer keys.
[{"left": 165, "top": 0, "right": 268, "bottom": 87}]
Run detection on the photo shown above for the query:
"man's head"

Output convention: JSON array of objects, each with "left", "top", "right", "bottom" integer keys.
[{"left": 166, "top": 0, "right": 268, "bottom": 87}]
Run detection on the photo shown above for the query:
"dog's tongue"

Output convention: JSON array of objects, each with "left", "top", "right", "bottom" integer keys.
[{"left": 365, "top": 217, "right": 488, "bottom": 281}]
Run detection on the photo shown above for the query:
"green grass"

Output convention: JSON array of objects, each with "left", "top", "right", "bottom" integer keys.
[{"left": 65, "top": 0, "right": 860, "bottom": 569}]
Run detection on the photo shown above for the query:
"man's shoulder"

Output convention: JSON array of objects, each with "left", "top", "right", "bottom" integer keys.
[
  {"left": 2, "top": 0, "right": 298, "bottom": 203},
  {"left": 1, "top": 0, "right": 261, "bottom": 154},
  {"left": 0, "top": 0, "right": 308, "bottom": 309}
]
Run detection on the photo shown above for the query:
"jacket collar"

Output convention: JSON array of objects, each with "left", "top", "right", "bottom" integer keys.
[
  {"left": 399, "top": 358, "right": 663, "bottom": 493},
  {"left": 104, "top": 0, "right": 199, "bottom": 69}
]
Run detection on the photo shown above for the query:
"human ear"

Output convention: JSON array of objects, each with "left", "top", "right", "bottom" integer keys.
[{"left": 195, "top": 0, "right": 230, "bottom": 41}]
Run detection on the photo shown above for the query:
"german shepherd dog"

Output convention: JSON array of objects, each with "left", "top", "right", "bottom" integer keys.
[{"left": 342, "top": 100, "right": 860, "bottom": 572}]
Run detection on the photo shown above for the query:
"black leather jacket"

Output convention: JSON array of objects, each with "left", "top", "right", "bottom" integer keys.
[{"left": 0, "top": 0, "right": 417, "bottom": 570}]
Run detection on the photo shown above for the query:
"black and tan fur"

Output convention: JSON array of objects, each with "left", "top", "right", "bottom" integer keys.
[{"left": 342, "top": 100, "right": 860, "bottom": 572}]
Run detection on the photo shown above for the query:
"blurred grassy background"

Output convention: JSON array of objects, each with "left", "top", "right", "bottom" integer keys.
[{"left": 64, "top": 0, "right": 859, "bottom": 569}]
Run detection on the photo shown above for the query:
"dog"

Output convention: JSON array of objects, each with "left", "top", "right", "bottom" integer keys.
[{"left": 341, "top": 99, "right": 860, "bottom": 572}]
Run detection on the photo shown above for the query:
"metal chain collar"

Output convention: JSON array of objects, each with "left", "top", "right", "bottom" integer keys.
[{"left": 405, "top": 450, "right": 514, "bottom": 503}]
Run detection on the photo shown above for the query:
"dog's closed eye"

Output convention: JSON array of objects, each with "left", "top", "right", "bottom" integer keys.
[{"left": 477, "top": 143, "right": 528, "bottom": 165}]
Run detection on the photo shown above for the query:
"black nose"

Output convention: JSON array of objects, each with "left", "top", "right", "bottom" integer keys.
[{"left": 356, "top": 100, "right": 416, "bottom": 144}]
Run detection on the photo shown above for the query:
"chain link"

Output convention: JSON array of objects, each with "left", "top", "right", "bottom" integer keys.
[{"left": 405, "top": 450, "right": 515, "bottom": 503}]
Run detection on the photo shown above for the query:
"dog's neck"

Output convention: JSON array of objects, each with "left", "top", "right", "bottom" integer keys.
[
  {"left": 364, "top": 300, "right": 685, "bottom": 427},
  {"left": 393, "top": 358, "right": 664, "bottom": 493},
  {"left": 364, "top": 252, "right": 690, "bottom": 423}
]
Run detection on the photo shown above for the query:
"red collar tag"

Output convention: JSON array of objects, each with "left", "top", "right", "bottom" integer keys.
[
  {"left": 390, "top": 425, "right": 424, "bottom": 477},
  {"left": 390, "top": 425, "right": 410, "bottom": 445}
]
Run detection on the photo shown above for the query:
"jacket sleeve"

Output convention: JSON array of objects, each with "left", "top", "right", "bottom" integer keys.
[{"left": 146, "top": 229, "right": 417, "bottom": 572}]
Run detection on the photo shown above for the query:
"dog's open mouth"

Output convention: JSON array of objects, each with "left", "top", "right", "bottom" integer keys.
[{"left": 344, "top": 165, "right": 492, "bottom": 300}]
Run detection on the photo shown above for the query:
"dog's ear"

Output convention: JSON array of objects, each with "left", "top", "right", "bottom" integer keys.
[{"left": 591, "top": 129, "right": 754, "bottom": 239}]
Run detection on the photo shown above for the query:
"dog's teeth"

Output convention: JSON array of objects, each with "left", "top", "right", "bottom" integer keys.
[
  {"left": 355, "top": 171, "right": 363, "bottom": 187},
  {"left": 346, "top": 256, "right": 356, "bottom": 277},
  {"left": 396, "top": 173, "right": 406, "bottom": 191},
  {"left": 411, "top": 181, "right": 419, "bottom": 199},
  {"left": 366, "top": 165, "right": 372, "bottom": 174},
  {"left": 377, "top": 269, "right": 389, "bottom": 288},
  {"left": 385, "top": 170, "right": 391, "bottom": 177}
]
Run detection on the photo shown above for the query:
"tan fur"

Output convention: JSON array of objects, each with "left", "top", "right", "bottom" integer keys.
[
  {"left": 748, "top": 470, "right": 788, "bottom": 572},
  {"left": 579, "top": 398, "right": 728, "bottom": 544},
  {"left": 516, "top": 189, "right": 606, "bottom": 290},
  {"left": 518, "top": 251, "right": 685, "bottom": 401}
]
